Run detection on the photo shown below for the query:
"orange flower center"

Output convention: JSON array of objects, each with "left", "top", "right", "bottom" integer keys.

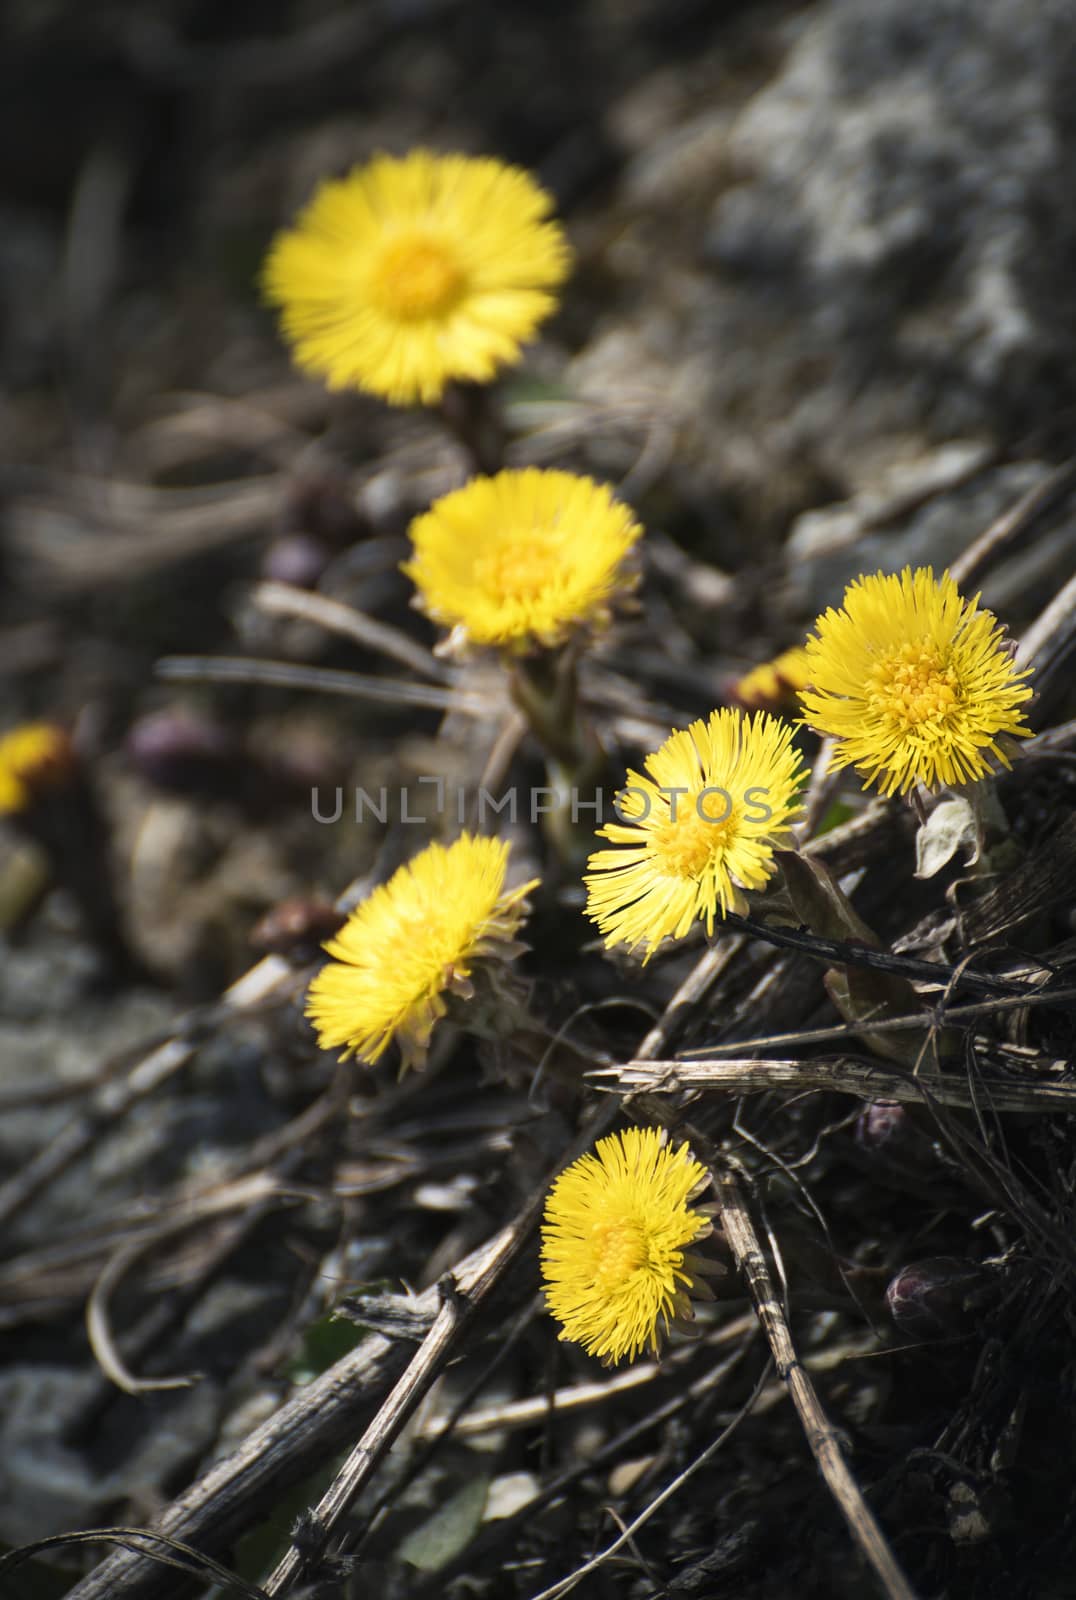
[
  {"left": 653, "top": 800, "right": 732, "bottom": 879},
  {"left": 591, "top": 1217, "right": 647, "bottom": 1291},
  {"left": 868, "top": 642, "right": 959, "bottom": 729},
  {"left": 476, "top": 540, "right": 558, "bottom": 603},
  {"left": 373, "top": 233, "right": 465, "bottom": 320}
]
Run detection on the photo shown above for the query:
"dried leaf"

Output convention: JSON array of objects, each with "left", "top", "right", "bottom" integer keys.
[{"left": 914, "top": 797, "right": 980, "bottom": 880}]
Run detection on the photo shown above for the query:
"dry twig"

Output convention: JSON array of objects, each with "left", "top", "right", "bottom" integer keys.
[
  {"left": 595, "top": 1053, "right": 1076, "bottom": 1114},
  {"left": 714, "top": 1167, "right": 918, "bottom": 1600},
  {"left": 251, "top": 579, "right": 453, "bottom": 684}
]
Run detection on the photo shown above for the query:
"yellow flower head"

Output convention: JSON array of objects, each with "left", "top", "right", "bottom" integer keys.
[
  {"left": 305, "top": 833, "right": 536, "bottom": 1072},
  {"left": 799, "top": 566, "right": 1034, "bottom": 797},
  {"left": 585, "top": 709, "right": 806, "bottom": 960},
  {"left": 403, "top": 468, "right": 642, "bottom": 653},
  {"left": 261, "top": 150, "right": 571, "bottom": 406},
  {"left": 732, "top": 646, "right": 812, "bottom": 710},
  {"left": 541, "top": 1127, "right": 711, "bottom": 1366},
  {"left": 0, "top": 723, "right": 76, "bottom": 815}
]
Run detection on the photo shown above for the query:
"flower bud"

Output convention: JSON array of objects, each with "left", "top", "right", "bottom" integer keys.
[
  {"left": 250, "top": 897, "right": 345, "bottom": 962},
  {"left": 261, "top": 533, "right": 332, "bottom": 590},
  {"left": 856, "top": 1100, "right": 908, "bottom": 1147},
  {"left": 885, "top": 1257, "right": 993, "bottom": 1338},
  {"left": 126, "top": 710, "right": 239, "bottom": 796},
  {"left": 277, "top": 471, "right": 367, "bottom": 548},
  {"left": 853, "top": 1101, "right": 942, "bottom": 1189}
]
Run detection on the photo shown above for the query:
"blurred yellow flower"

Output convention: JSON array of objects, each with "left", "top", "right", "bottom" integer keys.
[
  {"left": 733, "top": 645, "right": 811, "bottom": 710},
  {"left": 306, "top": 833, "right": 535, "bottom": 1072},
  {"left": 585, "top": 709, "right": 806, "bottom": 960},
  {"left": 800, "top": 566, "right": 1034, "bottom": 796},
  {"left": 403, "top": 468, "right": 642, "bottom": 652},
  {"left": 0, "top": 723, "right": 76, "bottom": 815},
  {"left": 262, "top": 150, "right": 571, "bottom": 405},
  {"left": 541, "top": 1127, "right": 711, "bottom": 1366}
]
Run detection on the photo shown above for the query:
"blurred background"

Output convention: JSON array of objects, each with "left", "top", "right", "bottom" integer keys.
[{"left": 6, "top": 0, "right": 1076, "bottom": 713}]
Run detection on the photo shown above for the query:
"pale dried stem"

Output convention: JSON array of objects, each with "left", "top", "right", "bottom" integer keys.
[
  {"left": 156, "top": 653, "right": 499, "bottom": 714},
  {"left": 252, "top": 579, "right": 453, "bottom": 683},
  {"left": 595, "top": 1053, "right": 1076, "bottom": 1114},
  {"left": 1017, "top": 567, "right": 1076, "bottom": 679},
  {"left": 86, "top": 1172, "right": 289, "bottom": 1395},
  {"left": 949, "top": 455, "right": 1076, "bottom": 589},
  {"left": 714, "top": 1168, "right": 919, "bottom": 1600},
  {"left": 799, "top": 733, "right": 841, "bottom": 838},
  {"left": 258, "top": 940, "right": 739, "bottom": 1594},
  {"left": 63, "top": 936, "right": 730, "bottom": 1600},
  {"left": 419, "top": 1310, "right": 757, "bottom": 1439},
  {"left": 0, "top": 956, "right": 301, "bottom": 1239}
]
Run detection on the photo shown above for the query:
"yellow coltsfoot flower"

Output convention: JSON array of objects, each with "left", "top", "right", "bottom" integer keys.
[
  {"left": 732, "top": 645, "right": 812, "bottom": 711},
  {"left": 585, "top": 709, "right": 806, "bottom": 960},
  {"left": 262, "top": 150, "right": 571, "bottom": 406},
  {"left": 403, "top": 467, "right": 642, "bottom": 653},
  {"left": 541, "top": 1127, "right": 712, "bottom": 1366},
  {"left": 799, "top": 566, "right": 1034, "bottom": 797},
  {"left": 0, "top": 723, "right": 77, "bottom": 815},
  {"left": 305, "top": 833, "right": 536, "bottom": 1073}
]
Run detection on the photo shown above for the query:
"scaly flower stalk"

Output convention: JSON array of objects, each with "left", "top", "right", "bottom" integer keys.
[
  {"left": 0, "top": 722, "right": 138, "bottom": 980},
  {"left": 405, "top": 468, "right": 642, "bottom": 863}
]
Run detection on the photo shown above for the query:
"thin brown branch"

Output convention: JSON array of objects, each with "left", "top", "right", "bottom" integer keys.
[
  {"left": 523, "top": 1356, "right": 774, "bottom": 1600},
  {"left": 714, "top": 1168, "right": 918, "bottom": 1600},
  {"left": 677, "top": 985, "right": 1076, "bottom": 1057},
  {"left": 720, "top": 913, "right": 1029, "bottom": 995},
  {"left": 85, "top": 1173, "right": 296, "bottom": 1396}
]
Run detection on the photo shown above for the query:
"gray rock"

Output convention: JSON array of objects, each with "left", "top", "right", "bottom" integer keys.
[
  {"left": 783, "top": 449, "right": 1052, "bottom": 613},
  {"left": 0, "top": 1364, "right": 221, "bottom": 1543},
  {"left": 709, "top": 0, "right": 1076, "bottom": 438}
]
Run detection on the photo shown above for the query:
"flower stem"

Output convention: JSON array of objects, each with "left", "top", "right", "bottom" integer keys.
[
  {"left": 509, "top": 646, "right": 610, "bottom": 867},
  {"left": 437, "top": 381, "right": 507, "bottom": 476},
  {"left": 18, "top": 773, "right": 144, "bottom": 986},
  {"left": 967, "top": 774, "right": 1023, "bottom": 872}
]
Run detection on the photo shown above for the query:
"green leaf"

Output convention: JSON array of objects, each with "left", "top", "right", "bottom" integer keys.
[
  {"left": 286, "top": 1314, "right": 365, "bottom": 1386},
  {"left": 815, "top": 800, "right": 856, "bottom": 836},
  {"left": 397, "top": 1475, "right": 490, "bottom": 1573}
]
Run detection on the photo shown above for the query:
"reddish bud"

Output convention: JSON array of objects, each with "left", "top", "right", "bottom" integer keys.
[
  {"left": 885, "top": 1257, "right": 993, "bottom": 1338},
  {"left": 261, "top": 534, "right": 332, "bottom": 590},
  {"left": 250, "top": 897, "right": 345, "bottom": 960},
  {"left": 278, "top": 471, "right": 367, "bottom": 548},
  {"left": 126, "top": 710, "right": 238, "bottom": 795},
  {"left": 853, "top": 1100, "right": 941, "bottom": 1188}
]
